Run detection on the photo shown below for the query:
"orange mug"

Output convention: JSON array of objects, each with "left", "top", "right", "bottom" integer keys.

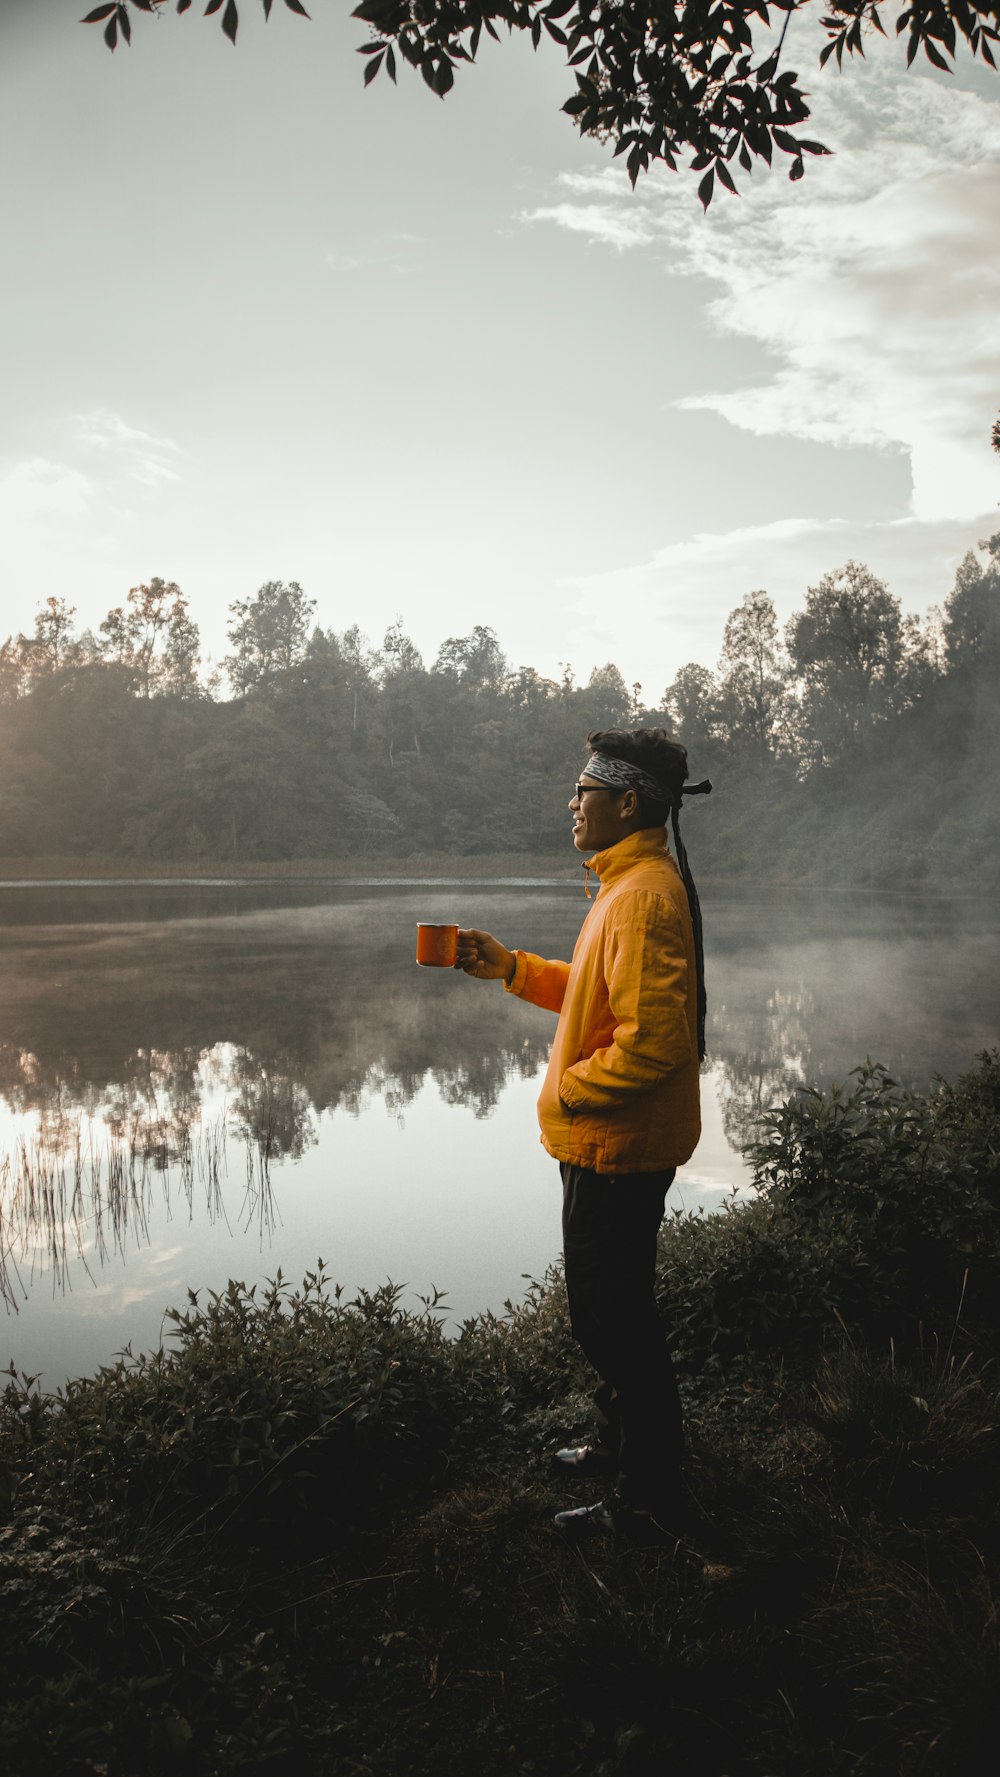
[{"left": 416, "top": 922, "right": 459, "bottom": 968}]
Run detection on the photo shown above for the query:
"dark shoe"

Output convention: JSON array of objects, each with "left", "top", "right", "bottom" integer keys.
[
  {"left": 551, "top": 1442, "right": 615, "bottom": 1478},
  {"left": 553, "top": 1498, "right": 615, "bottom": 1535}
]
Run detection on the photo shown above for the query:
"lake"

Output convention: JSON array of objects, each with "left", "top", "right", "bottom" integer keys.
[{"left": 1, "top": 878, "right": 997, "bottom": 1385}]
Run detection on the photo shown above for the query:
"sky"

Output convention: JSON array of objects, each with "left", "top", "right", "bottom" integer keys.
[{"left": 2, "top": 1, "right": 999, "bottom": 699}]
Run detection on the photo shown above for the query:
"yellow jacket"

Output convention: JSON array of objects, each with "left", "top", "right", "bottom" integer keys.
[{"left": 505, "top": 827, "right": 701, "bottom": 1174}]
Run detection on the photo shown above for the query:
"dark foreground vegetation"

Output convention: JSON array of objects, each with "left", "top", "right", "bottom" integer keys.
[
  {"left": 2, "top": 1051, "right": 1000, "bottom": 1775},
  {"left": 3, "top": 537, "right": 999, "bottom": 889}
]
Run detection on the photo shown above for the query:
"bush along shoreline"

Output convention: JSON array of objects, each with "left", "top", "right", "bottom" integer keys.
[{"left": 2, "top": 1052, "right": 999, "bottom": 1776}]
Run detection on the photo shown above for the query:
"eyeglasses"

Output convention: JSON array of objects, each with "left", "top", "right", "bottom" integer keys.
[{"left": 573, "top": 782, "right": 618, "bottom": 802}]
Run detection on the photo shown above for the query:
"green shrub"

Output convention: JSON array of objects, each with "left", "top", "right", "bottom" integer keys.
[
  {"left": 1, "top": 1270, "right": 501, "bottom": 1546},
  {"left": 651, "top": 1053, "right": 1000, "bottom": 1383},
  {"left": 746, "top": 1054, "right": 1000, "bottom": 1340}
]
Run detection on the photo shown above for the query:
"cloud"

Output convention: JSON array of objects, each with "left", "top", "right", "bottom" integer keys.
[
  {"left": 72, "top": 408, "right": 181, "bottom": 489},
  {"left": 0, "top": 413, "right": 186, "bottom": 643},
  {"left": 0, "top": 457, "right": 92, "bottom": 524},
  {"left": 523, "top": 199, "right": 654, "bottom": 252},
  {"left": 559, "top": 512, "right": 995, "bottom": 692},
  {"left": 522, "top": 50, "right": 1000, "bottom": 525}
]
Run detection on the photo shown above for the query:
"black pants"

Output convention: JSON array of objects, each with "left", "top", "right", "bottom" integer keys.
[{"left": 560, "top": 1160, "right": 684, "bottom": 1508}]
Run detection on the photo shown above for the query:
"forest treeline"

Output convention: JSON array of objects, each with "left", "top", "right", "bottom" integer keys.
[{"left": 1, "top": 537, "right": 998, "bottom": 887}]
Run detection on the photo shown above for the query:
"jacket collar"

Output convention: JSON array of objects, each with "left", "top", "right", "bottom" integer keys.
[{"left": 585, "top": 826, "right": 672, "bottom": 887}]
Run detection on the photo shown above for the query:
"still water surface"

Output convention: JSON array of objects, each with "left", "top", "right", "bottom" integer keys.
[{"left": 1, "top": 879, "right": 997, "bottom": 1384}]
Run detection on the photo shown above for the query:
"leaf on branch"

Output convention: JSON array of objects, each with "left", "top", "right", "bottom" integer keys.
[
  {"left": 789, "top": 156, "right": 805, "bottom": 181},
  {"left": 104, "top": 13, "right": 118, "bottom": 47},
  {"left": 221, "top": 0, "right": 238, "bottom": 42},
  {"left": 363, "top": 48, "right": 385, "bottom": 84},
  {"left": 698, "top": 166, "right": 715, "bottom": 210},
  {"left": 772, "top": 127, "right": 802, "bottom": 154},
  {"left": 386, "top": 45, "right": 396, "bottom": 81},
  {"left": 798, "top": 140, "right": 831, "bottom": 156},
  {"left": 117, "top": 3, "right": 131, "bottom": 42},
  {"left": 422, "top": 56, "right": 454, "bottom": 98},
  {"left": 923, "top": 37, "right": 952, "bottom": 70},
  {"left": 716, "top": 159, "right": 738, "bottom": 194},
  {"left": 80, "top": 4, "right": 117, "bottom": 20},
  {"left": 204, "top": 0, "right": 224, "bottom": 15},
  {"left": 284, "top": 0, "right": 311, "bottom": 15},
  {"left": 746, "top": 122, "right": 772, "bottom": 164}
]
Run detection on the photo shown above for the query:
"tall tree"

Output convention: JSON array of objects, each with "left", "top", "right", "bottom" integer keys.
[
  {"left": 785, "top": 560, "right": 908, "bottom": 764},
  {"left": 84, "top": 2, "right": 999, "bottom": 206},
  {"left": 28, "top": 597, "right": 79, "bottom": 674},
  {"left": 380, "top": 617, "right": 425, "bottom": 679},
  {"left": 225, "top": 580, "right": 316, "bottom": 695},
  {"left": 717, "top": 590, "right": 788, "bottom": 766},
  {"left": 100, "top": 579, "right": 201, "bottom": 697},
  {"left": 0, "top": 598, "right": 84, "bottom": 697},
  {"left": 942, "top": 535, "right": 1000, "bottom": 673},
  {"left": 584, "top": 662, "right": 632, "bottom": 728},
  {"left": 663, "top": 662, "right": 721, "bottom": 758},
  {"left": 434, "top": 624, "right": 509, "bottom": 693}
]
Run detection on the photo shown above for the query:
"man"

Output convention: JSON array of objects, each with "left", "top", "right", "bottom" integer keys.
[{"left": 456, "top": 727, "right": 710, "bottom": 1537}]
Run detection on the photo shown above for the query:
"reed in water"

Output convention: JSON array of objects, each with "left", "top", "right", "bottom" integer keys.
[{"left": 0, "top": 1113, "right": 274, "bottom": 1311}]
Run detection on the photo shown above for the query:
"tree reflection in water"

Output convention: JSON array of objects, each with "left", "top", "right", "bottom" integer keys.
[
  {"left": 0, "top": 884, "right": 996, "bottom": 1310},
  {"left": 0, "top": 888, "right": 580, "bottom": 1304}
]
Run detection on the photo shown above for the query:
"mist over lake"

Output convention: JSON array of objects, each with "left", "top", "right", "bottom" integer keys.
[{"left": 1, "top": 878, "right": 996, "bottom": 1386}]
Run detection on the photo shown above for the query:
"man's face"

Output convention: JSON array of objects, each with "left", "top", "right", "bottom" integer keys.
[{"left": 569, "top": 774, "right": 633, "bottom": 854}]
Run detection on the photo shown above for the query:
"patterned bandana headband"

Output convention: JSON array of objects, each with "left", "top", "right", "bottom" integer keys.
[{"left": 581, "top": 753, "right": 713, "bottom": 806}]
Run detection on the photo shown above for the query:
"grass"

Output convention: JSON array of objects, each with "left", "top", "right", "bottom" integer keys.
[{"left": 1, "top": 1052, "right": 999, "bottom": 1775}]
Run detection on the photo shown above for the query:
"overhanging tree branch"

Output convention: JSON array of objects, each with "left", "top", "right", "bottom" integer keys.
[{"left": 81, "top": 1, "right": 1000, "bottom": 206}]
